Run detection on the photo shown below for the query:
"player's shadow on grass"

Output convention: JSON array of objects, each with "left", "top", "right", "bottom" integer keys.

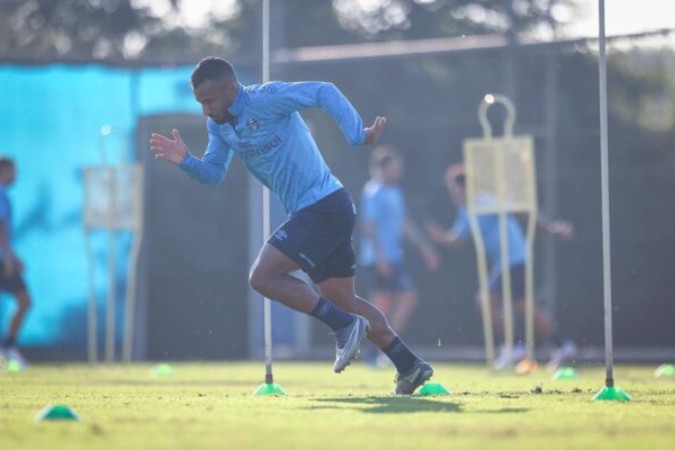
[{"left": 307, "top": 396, "right": 462, "bottom": 414}]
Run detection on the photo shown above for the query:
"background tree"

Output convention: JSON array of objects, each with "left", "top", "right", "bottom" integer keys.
[{"left": 0, "top": 0, "right": 580, "bottom": 63}]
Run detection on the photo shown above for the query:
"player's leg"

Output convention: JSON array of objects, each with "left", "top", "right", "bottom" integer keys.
[
  {"left": 249, "top": 243, "right": 320, "bottom": 314},
  {"left": 317, "top": 275, "right": 433, "bottom": 394},
  {"left": 3, "top": 282, "right": 31, "bottom": 367},
  {"left": 359, "top": 265, "right": 392, "bottom": 366},
  {"left": 249, "top": 243, "right": 356, "bottom": 333},
  {"left": 317, "top": 276, "right": 394, "bottom": 348},
  {"left": 486, "top": 268, "right": 525, "bottom": 369},
  {"left": 7, "top": 290, "right": 31, "bottom": 345},
  {"left": 390, "top": 290, "right": 418, "bottom": 332},
  {"left": 387, "top": 268, "right": 417, "bottom": 332},
  {"left": 372, "top": 290, "right": 394, "bottom": 321}
]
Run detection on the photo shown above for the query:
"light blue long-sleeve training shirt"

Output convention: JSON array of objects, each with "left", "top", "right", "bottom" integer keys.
[
  {"left": 179, "top": 81, "right": 366, "bottom": 215},
  {"left": 359, "top": 180, "right": 406, "bottom": 266},
  {"left": 452, "top": 206, "right": 527, "bottom": 276}
]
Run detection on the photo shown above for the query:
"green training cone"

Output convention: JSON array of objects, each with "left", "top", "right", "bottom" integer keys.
[
  {"left": 252, "top": 382, "right": 287, "bottom": 396},
  {"left": 415, "top": 382, "right": 451, "bottom": 397},
  {"left": 593, "top": 386, "right": 631, "bottom": 402},
  {"left": 5, "top": 360, "right": 22, "bottom": 373},
  {"left": 654, "top": 364, "right": 675, "bottom": 378},
  {"left": 552, "top": 367, "right": 578, "bottom": 380},
  {"left": 36, "top": 404, "right": 82, "bottom": 422},
  {"left": 151, "top": 363, "right": 174, "bottom": 378}
]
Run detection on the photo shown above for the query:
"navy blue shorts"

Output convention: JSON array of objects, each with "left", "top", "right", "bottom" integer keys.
[
  {"left": 268, "top": 189, "right": 356, "bottom": 284},
  {"left": 362, "top": 263, "right": 414, "bottom": 294},
  {"left": 489, "top": 263, "right": 526, "bottom": 299}
]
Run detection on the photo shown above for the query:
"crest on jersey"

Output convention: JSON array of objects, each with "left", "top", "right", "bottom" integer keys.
[{"left": 247, "top": 118, "right": 259, "bottom": 131}]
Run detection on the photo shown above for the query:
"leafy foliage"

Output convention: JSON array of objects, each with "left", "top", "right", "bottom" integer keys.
[{"left": 0, "top": 0, "right": 579, "bottom": 62}]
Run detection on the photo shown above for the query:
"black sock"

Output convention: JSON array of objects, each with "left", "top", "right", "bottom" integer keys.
[
  {"left": 309, "top": 297, "right": 354, "bottom": 332},
  {"left": 382, "top": 336, "right": 418, "bottom": 374}
]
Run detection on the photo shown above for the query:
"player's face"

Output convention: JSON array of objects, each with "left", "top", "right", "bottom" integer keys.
[
  {"left": 193, "top": 79, "right": 237, "bottom": 124},
  {"left": 382, "top": 159, "right": 403, "bottom": 184}
]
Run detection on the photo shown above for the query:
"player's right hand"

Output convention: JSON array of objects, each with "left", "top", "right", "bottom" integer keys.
[
  {"left": 149, "top": 129, "right": 188, "bottom": 165},
  {"left": 364, "top": 116, "right": 387, "bottom": 145}
]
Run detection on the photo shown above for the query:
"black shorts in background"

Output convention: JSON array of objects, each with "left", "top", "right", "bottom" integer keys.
[
  {"left": 0, "top": 264, "right": 27, "bottom": 295},
  {"left": 268, "top": 188, "right": 356, "bottom": 284},
  {"left": 362, "top": 263, "right": 414, "bottom": 295},
  {"left": 489, "top": 263, "right": 526, "bottom": 300}
]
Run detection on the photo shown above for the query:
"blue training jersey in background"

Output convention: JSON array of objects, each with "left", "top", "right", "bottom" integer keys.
[
  {"left": 359, "top": 180, "right": 406, "bottom": 266},
  {"left": 0, "top": 186, "right": 12, "bottom": 261},
  {"left": 179, "top": 81, "right": 366, "bottom": 215},
  {"left": 452, "top": 206, "right": 526, "bottom": 275}
]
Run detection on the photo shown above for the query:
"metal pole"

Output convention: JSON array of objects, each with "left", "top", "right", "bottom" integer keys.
[
  {"left": 85, "top": 228, "right": 98, "bottom": 363},
  {"left": 598, "top": 0, "right": 614, "bottom": 388},
  {"left": 105, "top": 169, "right": 117, "bottom": 362},
  {"left": 261, "top": 0, "right": 274, "bottom": 385}
]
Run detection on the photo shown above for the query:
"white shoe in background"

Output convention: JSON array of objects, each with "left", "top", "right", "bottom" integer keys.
[
  {"left": 547, "top": 341, "right": 577, "bottom": 371},
  {"left": 493, "top": 344, "right": 525, "bottom": 371},
  {"left": 5, "top": 346, "right": 27, "bottom": 369}
]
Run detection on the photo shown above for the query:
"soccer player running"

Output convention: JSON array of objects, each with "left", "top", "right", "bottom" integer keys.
[
  {"left": 428, "top": 164, "right": 576, "bottom": 370},
  {"left": 149, "top": 57, "right": 433, "bottom": 394},
  {"left": 0, "top": 157, "right": 31, "bottom": 368},
  {"left": 360, "top": 145, "right": 439, "bottom": 366}
]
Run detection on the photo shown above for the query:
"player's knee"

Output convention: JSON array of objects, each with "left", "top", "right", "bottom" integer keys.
[
  {"left": 248, "top": 266, "right": 269, "bottom": 294},
  {"left": 16, "top": 292, "right": 31, "bottom": 311}
]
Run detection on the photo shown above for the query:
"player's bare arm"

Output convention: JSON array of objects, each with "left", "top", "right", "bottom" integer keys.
[
  {"left": 149, "top": 129, "right": 188, "bottom": 165},
  {"left": 426, "top": 222, "right": 466, "bottom": 250},
  {"left": 403, "top": 218, "right": 440, "bottom": 271}
]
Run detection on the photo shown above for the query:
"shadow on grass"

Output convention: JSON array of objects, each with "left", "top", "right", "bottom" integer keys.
[{"left": 306, "top": 396, "right": 462, "bottom": 414}]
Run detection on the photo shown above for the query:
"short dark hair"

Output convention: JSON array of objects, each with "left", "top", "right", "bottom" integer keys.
[
  {"left": 191, "top": 57, "right": 237, "bottom": 88},
  {"left": 0, "top": 157, "right": 15, "bottom": 172}
]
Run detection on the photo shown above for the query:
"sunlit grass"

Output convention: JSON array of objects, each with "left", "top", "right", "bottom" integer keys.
[{"left": 1, "top": 362, "right": 674, "bottom": 449}]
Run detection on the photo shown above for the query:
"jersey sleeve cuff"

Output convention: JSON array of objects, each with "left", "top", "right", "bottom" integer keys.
[{"left": 178, "top": 152, "right": 196, "bottom": 170}]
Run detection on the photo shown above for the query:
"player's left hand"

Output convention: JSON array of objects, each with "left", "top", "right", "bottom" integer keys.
[
  {"left": 364, "top": 116, "right": 387, "bottom": 145},
  {"left": 423, "top": 248, "right": 441, "bottom": 272},
  {"left": 426, "top": 223, "right": 448, "bottom": 245}
]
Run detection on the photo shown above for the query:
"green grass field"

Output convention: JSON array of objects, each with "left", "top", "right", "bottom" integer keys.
[{"left": 2, "top": 362, "right": 674, "bottom": 449}]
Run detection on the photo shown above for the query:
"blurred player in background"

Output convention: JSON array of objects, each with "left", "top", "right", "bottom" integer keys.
[
  {"left": 150, "top": 57, "right": 433, "bottom": 394},
  {"left": 428, "top": 164, "right": 576, "bottom": 370},
  {"left": 0, "top": 157, "right": 31, "bottom": 368},
  {"left": 360, "top": 145, "right": 439, "bottom": 366}
]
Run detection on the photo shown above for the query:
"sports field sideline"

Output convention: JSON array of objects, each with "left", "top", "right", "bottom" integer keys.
[{"left": 1, "top": 362, "right": 674, "bottom": 449}]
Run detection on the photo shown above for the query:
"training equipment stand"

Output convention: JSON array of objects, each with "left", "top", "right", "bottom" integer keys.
[
  {"left": 83, "top": 126, "right": 144, "bottom": 363},
  {"left": 462, "top": 95, "right": 537, "bottom": 368}
]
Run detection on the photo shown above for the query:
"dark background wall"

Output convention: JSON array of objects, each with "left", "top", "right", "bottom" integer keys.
[
  {"left": 133, "top": 45, "right": 675, "bottom": 360},
  {"left": 137, "top": 115, "right": 250, "bottom": 360},
  {"left": 278, "top": 46, "right": 675, "bottom": 351}
]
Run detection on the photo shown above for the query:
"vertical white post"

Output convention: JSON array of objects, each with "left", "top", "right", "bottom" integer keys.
[
  {"left": 598, "top": 0, "right": 615, "bottom": 387},
  {"left": 105, "top": 168, "right": 117, "bottom": 362},
  {"left": 85, "top": 229, "right": 97, "bottom": 362},
  {"left": 261, "top": 0, "right": 274, "bottom": 385}
]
